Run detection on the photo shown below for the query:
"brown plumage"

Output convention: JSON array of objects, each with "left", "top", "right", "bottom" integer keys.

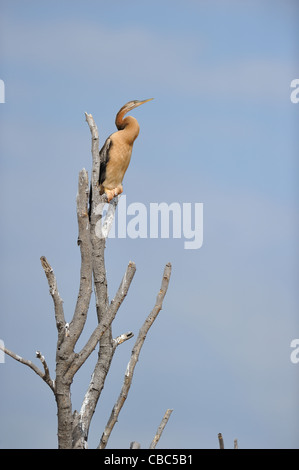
[{"left": 99, "top": 99, "right": 153, "bottom": 202}]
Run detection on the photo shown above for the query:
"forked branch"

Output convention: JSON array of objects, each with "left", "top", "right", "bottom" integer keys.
[{"left": 0, "top": 344, "right": 55, "bottom": 392}]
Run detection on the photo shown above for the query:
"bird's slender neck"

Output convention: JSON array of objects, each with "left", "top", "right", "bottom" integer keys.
[
  {"left": 115, "top": 111, "right": 140, "bottom": 143},
  {"left": 115, "top": 106, "right": 128, "bottom": 130}
]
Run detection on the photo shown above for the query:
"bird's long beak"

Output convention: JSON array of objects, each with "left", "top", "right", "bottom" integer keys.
[
  {"left": 140, "top": 98, "right": 154, "bottom": 104},
  {"left": 135, "top": 98, "right": 154, "bottom": 108}
]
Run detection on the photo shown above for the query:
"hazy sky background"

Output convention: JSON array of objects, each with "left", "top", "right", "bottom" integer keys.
[{"left": 0, "top": 0, "right": 298, "bottom": 449}]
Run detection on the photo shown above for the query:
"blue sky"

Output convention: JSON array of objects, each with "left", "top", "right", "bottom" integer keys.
[{"left": 0, "top": 0, "right": 298, "bottom": 449}]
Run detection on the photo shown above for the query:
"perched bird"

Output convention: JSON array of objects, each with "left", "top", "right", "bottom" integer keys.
[{"left": 98, "top": 99, "right": 153, "bottom": 202}]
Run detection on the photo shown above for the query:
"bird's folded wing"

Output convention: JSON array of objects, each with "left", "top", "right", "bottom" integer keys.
[{"left": 99, "top": 137, "right": 112, "bottom": 186}]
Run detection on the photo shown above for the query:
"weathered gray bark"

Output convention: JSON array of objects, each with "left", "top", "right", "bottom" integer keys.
[
  {"left": 149, "top": 409, "right": 173, "bottom": 449},
  {"left": 1, "top": 112, "right": 172, "bottom": 449}
]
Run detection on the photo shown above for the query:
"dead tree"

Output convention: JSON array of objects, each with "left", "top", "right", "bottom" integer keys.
[{"left": 1, "top": 112, "right": 172, "bottom": 449}]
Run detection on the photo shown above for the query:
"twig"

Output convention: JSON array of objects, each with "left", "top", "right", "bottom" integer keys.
[
  {"left": 113, "top": 332, "right": 134, "bottom": 347},
  {"left": 149, "top": 409, "right": 173, "bottom": 449},
  {"left": 98, "top": 262, "right": 172, "bottom": 449},
  {"left": 36, "top": 350, "right": 51, "bottom": 382},
  {"left": 218, "top": 432, "right": 224, "bottom": 449},
  {"left": 0, "top": 344, "right": 55, "bottom": 393}
]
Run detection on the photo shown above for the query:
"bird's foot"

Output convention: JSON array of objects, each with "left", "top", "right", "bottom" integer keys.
[{"left": 105, "top": 186, "right": 123, "bottom": 202}]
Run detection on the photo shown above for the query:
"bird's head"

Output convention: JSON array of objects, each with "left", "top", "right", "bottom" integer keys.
[
  {"left": 119, "top": 98, "right": 154, "bottom": 115},
  {"left": 115, "top": 98, "right": 154, "bottom": 130}
]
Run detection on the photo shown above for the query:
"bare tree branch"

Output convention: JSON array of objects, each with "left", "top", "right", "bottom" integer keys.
[
  {"left": 68, "top": 168, "right": 93, "bottom": 348},
  {"left": 0, "top": 344, "right": 55, "bottom": 392},
  {"left": 35, "top": 350, "right": 52, "bottom": 385},
  {"left": 149, "top": 409, "right": 173, "bottom": 449},
  {"left": 40, "top": 256, "right": 65, "bottom": 343},
  {"left": 108, "top": 261, "right": 137, "bottom": 320},
  {"left": 84, "top": 110, "right": 108, "bottom": 341},
  {"left": 98, "top": 262, "right": 172, "bottom": 449},
  {"left": 218, "top": 432, "right": 224, "bottom": 449},
  {"left": 85, "top": 112, "right": 100, "bottom": 202}
]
